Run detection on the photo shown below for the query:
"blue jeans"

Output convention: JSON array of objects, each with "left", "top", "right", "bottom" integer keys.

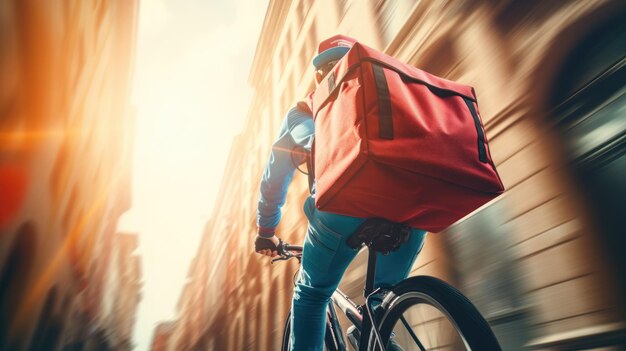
[{"left": 289, "top": 197, "right": 427, "bottom": 350}]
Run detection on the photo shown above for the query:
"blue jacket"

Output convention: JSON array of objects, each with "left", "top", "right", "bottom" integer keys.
[{"left": 257, "top": 107, "right": 315, "bottom": 237}]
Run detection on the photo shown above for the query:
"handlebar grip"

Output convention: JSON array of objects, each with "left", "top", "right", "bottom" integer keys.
[
  {"left": 283, "top": 244, "right": 303, "bottom": 252},
  {"left": 272, "top": 242, "right": 303, "bottom": 265}
]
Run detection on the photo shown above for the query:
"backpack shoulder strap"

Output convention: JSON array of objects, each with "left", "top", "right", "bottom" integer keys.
[{"left": 305, "top": 143, "right": 314, "bottom": 194}]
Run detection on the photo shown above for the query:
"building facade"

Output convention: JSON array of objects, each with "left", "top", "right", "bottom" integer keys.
[
  {"left": 164, "top": 224, "right": 212, "bottom": 351},
  {"left": 0, "top": 1, "right": 141, "bottom": 350},
  {"left": 159, "top": 0, "right": 626, "bottom": 350},
  {"left": 149, "top": 321, "right": 178, "bottom": 351},
  {"left": 99, "top": 233, "right": 142, "bottom": 351}
]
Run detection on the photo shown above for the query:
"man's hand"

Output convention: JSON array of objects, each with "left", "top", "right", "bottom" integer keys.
[{"left": 255, "top": 235, "right": 281, "bottom": 257}]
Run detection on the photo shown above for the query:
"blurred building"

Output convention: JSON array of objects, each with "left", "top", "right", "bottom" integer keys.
[
  {"left": 164, "top": 226, "right": 212, "bottom": 351},
  {"left": 0, "top": 1, "right": 141, "bottom": 350},
  {"left": 149, "top": 321, "right": 178, "bottom": 351},
  {"left": 99, "top": 233, "right": 142, "bottom": 351},
  {"left": 158, "top": 0, "right": 626, "bottom": 350}
]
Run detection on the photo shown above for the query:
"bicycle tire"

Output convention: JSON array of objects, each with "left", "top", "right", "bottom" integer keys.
[
  {"left": 281, "top": 310, "right": 339, "bottom": 351},
  {"left": 367, "top": 276, "right": 501, "bottom": 351}
]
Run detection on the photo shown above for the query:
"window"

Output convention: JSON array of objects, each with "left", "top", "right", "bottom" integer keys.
[
  {"left": 417, "top": 39, "right": 458, "bottom": 77},
  {"left": 376, "top": 0, "right": 418, "bottom": 47},
  {"left": 301, "top": 0, "right": 312, "bottom": 19},
  {"left": 550, "top": 15, "right": 626, "bottom": 299},
  {"left": 336, "top": 0, "right": 351, "bottom": 22},
  {"left": 50, "top": 138, "right": 72, "bottom": 202},
  {"left": 295, "top": 1, "right": 304, "bottom": 24},
  {"left": 62, "top": 184, "right": 79, "bottom": 231},
  {"left": 0, "top": 222, "right": 37, "bottom": 347},
  {"left": 301, "top": 24, "right": 317, "bottom": 72},
  {"left": 280, "top": 29, "right": 293, "bottom": 70}
]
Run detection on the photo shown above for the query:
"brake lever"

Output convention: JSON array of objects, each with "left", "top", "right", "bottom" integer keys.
[
  {"left": 272, "top": 240, "right": 303, "bottom": 264},
  {"left": 271, "top": 256, "right": 290, "bottom": 264}
]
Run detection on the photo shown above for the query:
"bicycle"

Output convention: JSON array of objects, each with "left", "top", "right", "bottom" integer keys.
[{"left": 272, "top": 219, "right": 502, "bottom": 351}]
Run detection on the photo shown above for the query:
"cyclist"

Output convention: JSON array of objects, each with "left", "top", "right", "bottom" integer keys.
[{"left": 255, "top": 34, "right": 427, "bottom": 351}]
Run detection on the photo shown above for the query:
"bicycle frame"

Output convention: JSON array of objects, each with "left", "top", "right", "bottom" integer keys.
[{"left": 329, "top": 247, "right": 387, "bottom": 351}]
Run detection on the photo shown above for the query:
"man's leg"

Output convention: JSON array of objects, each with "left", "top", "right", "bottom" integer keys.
[
  {"left": 374, "top": 229, "right": 427, "bottom": 289},
  {"left": 290, "top": 197, "right": 364, "bottom": 351}
]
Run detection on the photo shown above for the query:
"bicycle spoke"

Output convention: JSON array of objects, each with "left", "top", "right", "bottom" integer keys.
[
  {"left": 390, "top": 301, "right": 471, "bottom": 351},
  {"left": 420, "top": 301, "right": 433, "bottom": 348},
  {"left": 400, "top": 314, "right": 427, "bottom": 351}
]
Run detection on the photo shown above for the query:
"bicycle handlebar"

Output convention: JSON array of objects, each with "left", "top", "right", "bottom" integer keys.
[
  {"left": 271, "top": 241, "right": 303, "bottom": 264},
  {"left": 282, "top": 244, "right": 303, "bottom": 252}
]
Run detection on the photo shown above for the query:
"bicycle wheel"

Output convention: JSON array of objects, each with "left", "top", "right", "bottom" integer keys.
[
  {"left": 367, "top": 276, "right": 501, "bottom": 351},
  {"left": 281, "top": 310, "right": 339, "bottom": 351}
]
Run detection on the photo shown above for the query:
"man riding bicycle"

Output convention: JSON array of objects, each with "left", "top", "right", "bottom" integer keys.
[{"left": 254, "top": 34, "right": 427, "bottom": 351}]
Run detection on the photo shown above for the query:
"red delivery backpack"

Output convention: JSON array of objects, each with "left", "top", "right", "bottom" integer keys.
[{"left": 310, "top": 42, "right": 504, "bottom": 232}]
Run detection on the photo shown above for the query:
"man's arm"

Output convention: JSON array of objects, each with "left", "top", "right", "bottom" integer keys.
[{"left": 257, "top": 107, "right": 314, "bottom": 238}]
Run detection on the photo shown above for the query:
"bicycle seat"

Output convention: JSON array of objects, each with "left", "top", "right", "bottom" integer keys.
[{"left": 346, "top": 218, "right": 411, "bottom": 254}]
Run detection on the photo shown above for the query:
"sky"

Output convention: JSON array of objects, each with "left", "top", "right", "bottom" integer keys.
[{"left": 117, "top": 0, "right": 270, "bottom": 349}]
